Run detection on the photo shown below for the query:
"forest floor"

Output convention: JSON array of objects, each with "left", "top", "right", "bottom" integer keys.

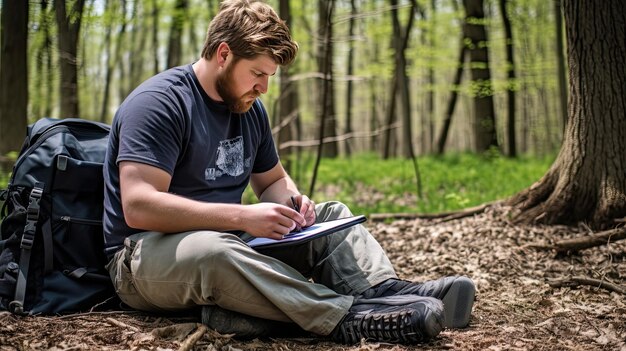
[{"left": 1, "top": 204, "right": 625, "bottom": 351}]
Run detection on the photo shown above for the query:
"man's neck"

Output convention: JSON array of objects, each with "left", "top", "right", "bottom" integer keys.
[{"left": 192, "top": 58, "right": 222, "bottom": 102}]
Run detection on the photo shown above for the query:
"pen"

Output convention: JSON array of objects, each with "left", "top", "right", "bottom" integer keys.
[
  {"left": 290, "top": 195, "right": 300, "bottom": 213},
  {"left": 290, "top": 196, "right": 302, "bottom": 232}
]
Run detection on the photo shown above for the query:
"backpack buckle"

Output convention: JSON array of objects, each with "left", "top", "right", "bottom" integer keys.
[{"left": 21, "top": 184, "right": 44, "bottom": 250}]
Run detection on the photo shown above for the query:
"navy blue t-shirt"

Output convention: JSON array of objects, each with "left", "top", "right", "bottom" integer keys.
[{"left": 103, "top": 64, "right": 279, "bottom": 257}]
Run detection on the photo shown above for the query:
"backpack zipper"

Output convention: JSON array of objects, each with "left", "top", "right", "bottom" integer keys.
[{"left": 59, "top": 216, "right": 102, "bottom": 226}]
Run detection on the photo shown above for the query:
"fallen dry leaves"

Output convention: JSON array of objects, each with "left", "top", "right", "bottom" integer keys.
[{"left": 1, "top": 204, "right": 624, "bottom": 350}]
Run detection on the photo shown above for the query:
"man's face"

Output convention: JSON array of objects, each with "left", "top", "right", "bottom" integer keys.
[{"left": 215, "top": 54, "right": 277, "bottom": 114}]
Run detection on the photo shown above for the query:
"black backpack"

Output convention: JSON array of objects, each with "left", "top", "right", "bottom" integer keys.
[{"left": 0, "top": 117, "right": 117, "bottom": 315}]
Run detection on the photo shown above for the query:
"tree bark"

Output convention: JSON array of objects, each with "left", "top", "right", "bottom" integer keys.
[
  {"left": 54, "top": 0, "right": 86, "bottom": 118},
  {"left": 0, "top": 0, "right": 28, "bottom": 155},
  {"left": 509, "top": 0, "right": 626, "bottom": 230},
  {"left": 462, "top": 0, "right": 499, "bottom": 153}
]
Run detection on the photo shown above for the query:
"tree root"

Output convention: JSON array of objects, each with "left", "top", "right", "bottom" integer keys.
[{"left": 548, "top": 276, "right": 626, "bottom": 295}]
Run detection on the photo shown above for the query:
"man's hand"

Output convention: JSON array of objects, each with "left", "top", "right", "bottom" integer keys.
[
  {"left": 241, "top": 202, "right": 306, "bottom": 239},
  {"left": 289, "top": 194, "right": 316, "bottom": 227}
]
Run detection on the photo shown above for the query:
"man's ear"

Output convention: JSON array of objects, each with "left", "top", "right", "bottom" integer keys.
[{"left": 216, "top": 42, "right": 230, "bottom": 66}]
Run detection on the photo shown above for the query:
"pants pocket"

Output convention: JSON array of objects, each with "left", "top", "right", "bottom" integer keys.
[{"left": 106, "top": 241, "right": 153, "bottom": 311}]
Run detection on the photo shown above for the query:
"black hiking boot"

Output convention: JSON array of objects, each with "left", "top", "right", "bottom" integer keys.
[
  {"left": 200, "top": 304, "right": 306, "bottom": 340},
  {"left": 330, "top": 295, "right": 444, "bottom": 345},
  {"left": 359, "top": 276, "right": 476, "bottom": 329}
]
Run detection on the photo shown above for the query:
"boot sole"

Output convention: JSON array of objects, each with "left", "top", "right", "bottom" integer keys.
[{"left": 441, "top": 276, "right": 475, "bottom": 328}]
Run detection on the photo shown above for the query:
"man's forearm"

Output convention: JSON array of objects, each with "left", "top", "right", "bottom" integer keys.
[
  {"left": 258, "top": 175, "right": 300, "bottom": 205},
  {"left": 123, "top": 190, "right": 247, "bottom": 234}
]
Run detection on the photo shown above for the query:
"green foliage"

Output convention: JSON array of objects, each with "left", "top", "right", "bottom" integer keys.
[{"left": 243, "top": 152, "right": 554, "bottom": 216}]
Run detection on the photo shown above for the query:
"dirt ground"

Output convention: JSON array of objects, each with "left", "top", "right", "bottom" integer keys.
[{"left": 1, "top": 204, "right": 625, "bottom": 351}]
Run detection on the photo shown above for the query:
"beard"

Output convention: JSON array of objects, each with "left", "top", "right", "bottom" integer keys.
[{"left": 215, "top": 61, "right": 260, "bottom": 114}]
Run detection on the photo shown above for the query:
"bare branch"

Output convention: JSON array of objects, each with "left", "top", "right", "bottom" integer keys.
[
  {"left": 552, "top": 226, "right": 626, "bottom": 252},
  {"left": 278, "top": 122, "right": 400, "bottom": 150},
  {"left": 548, "top": 276, "right": 626, "bottom": 295}
]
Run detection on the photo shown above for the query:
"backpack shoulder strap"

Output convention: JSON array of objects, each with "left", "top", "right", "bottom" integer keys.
[{"left": 9, "top": 182, "right": 44, "bottom": 315}]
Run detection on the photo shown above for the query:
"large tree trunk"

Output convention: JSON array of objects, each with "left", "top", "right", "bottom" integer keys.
[
  {"left": 509, "top": 0, "right": 626, "bottom": 230},
  {"left": 55, "top": 0, "right": 86, "bottom": 118},
  {"left": 0, "top": 0, "right": 28, "bottom": 155},
  {"left": 462, "top": 0, "right": 498, "bottom": 153}
]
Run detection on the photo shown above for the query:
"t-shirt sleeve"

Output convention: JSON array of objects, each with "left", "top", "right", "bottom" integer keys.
[
  {"left": 251, "top": 100, "right": 279, "bottom": 173},
  {"left": 115, "top": 91, "right": 185, "bottom": 175}
]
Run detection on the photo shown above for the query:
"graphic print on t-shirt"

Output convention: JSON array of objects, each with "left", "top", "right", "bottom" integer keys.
[{"left": 205, "top": 136, "right": 247, "bottom": 181}]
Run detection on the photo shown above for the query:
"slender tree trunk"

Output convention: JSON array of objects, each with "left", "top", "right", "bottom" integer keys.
[
  {"left": 344, "top": 0, "right": 357, "bottom": 156},
  {"left": 316, "top": 0, "right": 338, "bottom": 158},
  {"left": 554, "top": 0, "right": 568, "bottom": 132},
  {"left": 462, "top": 0, "right": 499, "bottom": 152},
  {"left": 116, "top": 0, "right": 128, "bottom": 105},
  {"left": 167, "top": 0, "right": 188, "bottom": 69},
  {"left": 278, "top": 0, "right": 298, "bottom": 172},
  {"left": 34, "top": 0, "right": 52, "bottom": 119},
  {"left": 422, "top": 0, "right": 436, "bottom": 154},
  {"left": 128, "top": 0, "right": 147, "bottom": 96},
  {"left": 499, "top": 0, "right": 517, "bottom": 157},
  {"left": 54, "top": 0, "right": 86, "bottom": 118},
  {"left": 0, "top": 0, "right": 28, "bottom": 155},
  {"left": 310, "top": 0, "right": 336, "bottom": 196},
  {"left": 152, "top": 0, "right": 160, "bottom": 74},
  {"left": 384, "top": 0, "right": 416, "bottom": 159},
  {"left": 436, "top": 36, "right": 466, "bottom": 154},
  {"left": 509, "top": 0, "right": 626, "bottom": 230},
  {"left": 100, "top": 0, "right": 114, "bottom": 122}
]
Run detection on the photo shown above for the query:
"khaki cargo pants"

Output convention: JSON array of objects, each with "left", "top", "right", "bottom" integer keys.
[{"left": 106, "top": 201, "right": 397, "bottom": 335}]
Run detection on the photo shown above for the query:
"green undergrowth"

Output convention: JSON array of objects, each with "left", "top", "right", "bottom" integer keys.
[
  {"left": 0, "top": 152, "right": 554, "bottom": 217},
  {"left": 244, "top": 152, "right": 554, "bottom": 216}
]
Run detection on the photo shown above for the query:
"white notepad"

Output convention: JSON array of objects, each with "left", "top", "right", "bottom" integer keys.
[{"left": 247, "top": 215, "right": 367, "bottom": 249}]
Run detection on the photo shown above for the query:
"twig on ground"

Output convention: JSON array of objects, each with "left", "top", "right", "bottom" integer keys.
[
  {"left": 369, "top": 202, "right": 497, "bottom": 222},
  {"left": 105, "top": 317, "right": 140, "bottom": 332},
  {"left": 524, "top": 226, "right": 626, "bottom": 253},
  {"left": 552, "top": 226, "right": 626, "bottom": 252},
  {"left": 548, "top": 276, "right": 626, "bottom": 295},
  {"left": 178, "top": 324, "right": 207, "bottom": 351},
  {"left": 55, "top": 310, "right": 141, "bottom": 320}
]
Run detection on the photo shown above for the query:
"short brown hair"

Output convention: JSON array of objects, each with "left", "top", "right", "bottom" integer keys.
[{"left": 201, "top": 0, "right": 298, "bottom": 66}]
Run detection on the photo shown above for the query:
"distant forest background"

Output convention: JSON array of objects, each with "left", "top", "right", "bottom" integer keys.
[{"left": 1, "top": 0, "right": 567, "bottom": 161}]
